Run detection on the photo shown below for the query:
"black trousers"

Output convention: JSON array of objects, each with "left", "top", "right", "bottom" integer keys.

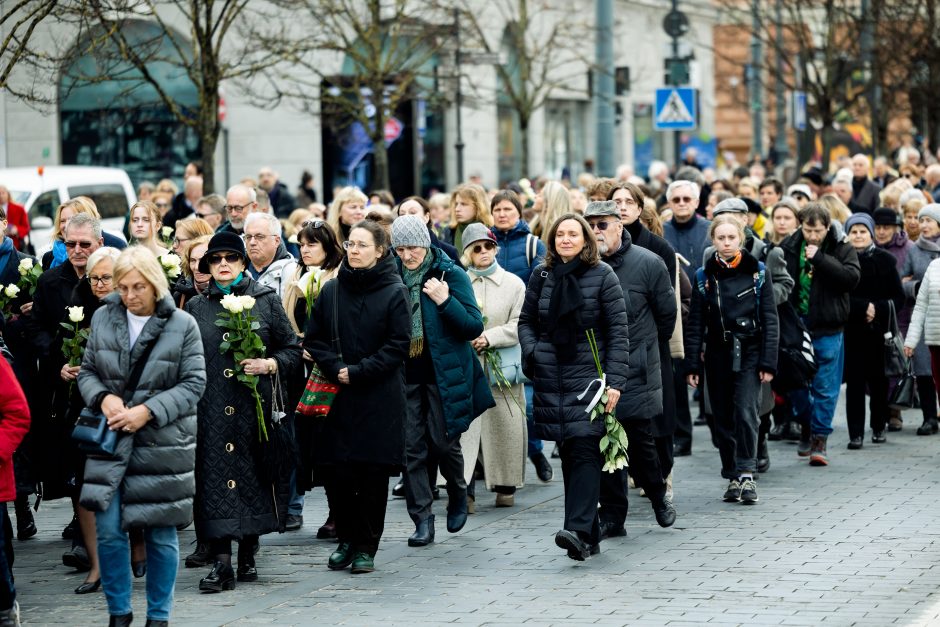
[
  {"left": 845, "top": 331, "right": 889, "bottom": 438},
  {"left": 706, "top": 341, "right": 761, "bottom": 479},
  {"left": 559, "top": 436, "right": 602, "bottom": 544},
  {"left": 673, "top": 366, "right": 693, "bottom": 449},
  {"left": 323, "top": 464, "right": 390, "bottom": 556},
  {"left": 917, "top": 376, "right": 938, "bottom": 424},
  {"left": 209, "top": 535, "right": 258, "bottom": 559},
  {"left": 598, "top": 420, "right": 666, "bottom": 526}
]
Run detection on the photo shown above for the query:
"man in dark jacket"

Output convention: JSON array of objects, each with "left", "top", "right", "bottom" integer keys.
[
  {"left": 780, "top": 203, "right": 861, "bottom": 465},
  {"left": 850, "top": 154, "right": 882, "bottom": 215},
  {"left": 585, "top": 201, "right": 678, "bottom": 538},
  {"left": 259, "top": 167, "right": 296, "bottom": 219},
  {"left": 662, "top": 180, "right": 711, "bottom": 280}
]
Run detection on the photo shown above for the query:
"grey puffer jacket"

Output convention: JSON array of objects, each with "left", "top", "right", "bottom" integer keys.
[
  {"left": 518, "top": 261, "right": 629, "bottom": 441},
  {"left": 78, "top": 293, "right": 206, "bottom": 529}
]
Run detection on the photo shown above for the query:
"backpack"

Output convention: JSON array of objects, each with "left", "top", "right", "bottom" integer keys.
[
  {"left": 772, "top": 301, "right": 818, "bottom": 393},
  {"left": 525, "top": 233, "right": 539, "bottom": 268}
]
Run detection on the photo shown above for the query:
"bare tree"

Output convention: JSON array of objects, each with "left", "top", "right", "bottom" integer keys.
[
  {"left": 51, "top": 0, "right": 291, "bottom": 192},
  {"left": 455, "top": 0, "right": 591, "bottom": 177},
  {"left": 257, "top": 0, "right": 452, "bottom": 193},
  {"left": 0, "top": 0, "right": 62, "bottom": 96}
]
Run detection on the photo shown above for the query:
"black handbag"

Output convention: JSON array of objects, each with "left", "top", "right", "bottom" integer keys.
[
  {"left": 257, "top": 373, "right": 297, "bottom": 489},
  {"left": 888, "top": 363, "right": 920, "bottom": 410},
  {"left": 71, "top": 335, "right": 158, "bottom": 456},
  {"left": 883, "top": 301, "right": 908, "bottom": 378}
]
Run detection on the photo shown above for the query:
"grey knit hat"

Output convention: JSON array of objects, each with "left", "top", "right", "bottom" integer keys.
[
  {"left": 918, "top": 203, "right": 940, "bottom": 226},
  {"left": 460, "top": 222, "right": 497, "bottom": 251},
  {"left": 713, "top": 198, "right": 749, "bottom": 215},
  {"left": 583, "top": 200, "right": 619, "bottom": 218},
  {"left": 391, "top": 214, "right": 431, "bottom": 249}
]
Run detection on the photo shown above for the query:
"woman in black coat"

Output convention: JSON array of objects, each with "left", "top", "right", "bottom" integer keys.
[
  {"left": 184, "top": 232, "right": 301, "bottom": 593},
  {"left": 685, "top": 216, "right": 778, "bottom": 506},
  {"left": 843, "top": 214, "right": 905, "bottom": 448},
  {"left": 518, "top": 213, "right": 629, "bottom": 561},
  {"left": 304, "top": 220, "right": 410, "bottom": 574}
]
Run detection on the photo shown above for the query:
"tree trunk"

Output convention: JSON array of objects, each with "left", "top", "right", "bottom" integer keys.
[
  {"left": 519, "top": 115, "right": 530, "bottom": 180},
  {"left": 197, "top": 78, "right": 221, "bottom": 195},
  {"left": 820, "top": 123, "right": 832, "bottom": 172},
  {"left": 371, "top": 138, "right": 391, "bottom": 192}
]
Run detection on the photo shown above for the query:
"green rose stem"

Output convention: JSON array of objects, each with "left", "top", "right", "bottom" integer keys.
[
  {"left": 585, "top": 329, "right": 629, "bottom": 473},
  {"left": 217, "top": 298, "right": 268, "bottom": 442},
  {"left": 482, "top": 347, "right": 526, "bottom": 416}
]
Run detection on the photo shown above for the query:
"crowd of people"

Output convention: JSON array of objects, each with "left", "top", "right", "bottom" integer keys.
[{"left": 0, "top": 149, "right": 939, "bottom": 625}]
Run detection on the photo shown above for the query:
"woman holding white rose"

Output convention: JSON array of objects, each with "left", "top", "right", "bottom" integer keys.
[
  {"left": 184, "top": 231, "right": 301, "bottom": 593},
  {"left": 128, "top": 200, "right": 170, "bottom": 257},
  {"left": 459, "top": 223, "right": 528, "bottom": 510}
]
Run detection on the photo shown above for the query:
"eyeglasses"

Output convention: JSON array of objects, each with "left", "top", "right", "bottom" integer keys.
[
  {"left": 195, "top": 211, "right": 216, "bottom": 219},
  {"left": 64, "top": 240, "right": 94, "bottom": 249},
  {"left": 343, "top": 241, "right": 374, "bottom": 251},
  {"left": 208, "top": 253, "right": 242, "bottom": 265},
  {"left": 154, "top": 202, "right": 169, "bottom": 209},
  {"left": 302, "top": 220, "right": 326, "bottom": 229},
  {"left": 471, "top": 242, "right": 496, "bottom": 254},
  {"left": 613, "top": 198, "right": 637, "bottom": 207},
  {"left": 88, "top": 274, "right": 112, "bottom": 286},
  {"left": 224, "top": 203, "right": 251, "bottom": 213},
  {"left": 589, "top": 220, "right": 612, "bottom": 231},
  {"left": 243, "top": 234, "right": 270, "bottom": 242},
  {"left": 173, "top": 237, "right": 190, "bottom": 246},
  {"left": 670, "top": 196, "right": 694, "bottom": 204}
]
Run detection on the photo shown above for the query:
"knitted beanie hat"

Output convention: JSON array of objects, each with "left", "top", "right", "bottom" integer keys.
[{"left": 391, "top": 214, "right": 431, "bottom": 249}]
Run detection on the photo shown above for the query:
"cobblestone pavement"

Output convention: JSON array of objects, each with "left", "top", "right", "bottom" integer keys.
[{"left": 12, "top": 395, "right": 940, "bottom": 626}]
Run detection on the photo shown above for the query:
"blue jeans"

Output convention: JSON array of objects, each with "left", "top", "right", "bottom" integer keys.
[
  {"left": 525, "top": 383, "right": 543, "bottom": 457},
  {"left": 96, "top": 490, "right": 179, "bottom": 621},
  {"left": 284, "top": 417, "right": 304, "bottom": 516},
  {"left": 790, "top": 332, "right": 845, "bottom": 437}
]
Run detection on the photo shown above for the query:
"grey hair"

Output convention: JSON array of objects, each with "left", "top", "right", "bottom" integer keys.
[
  {"left": 666, "top": 179, "right": 700, "bottom": 201},
  {"left": 244, "top": 211, "right": 281, "bottom": 236},
  {"left": 64, "top": 211, "right": 102, "bottom": 239},
  {"left": 227, "top": 184, "right": 257, "bottom": 204},
  {"left": 86, "top": 246, "right": 122, "bottom": 276},
  {"left": 674, "top": 166, "right": 705, "bottom": 187}
]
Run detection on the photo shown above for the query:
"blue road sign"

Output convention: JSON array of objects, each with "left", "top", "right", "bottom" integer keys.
[
  {"left": 654, "top": 87, "right": 697, "bottom": 131},
  {"left": 792, "top": 90, "right": 807, "bottom": 131}
]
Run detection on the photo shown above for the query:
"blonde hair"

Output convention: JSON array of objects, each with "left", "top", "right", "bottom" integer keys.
[
  {"left": 155, "top": 179, "right": 178, "bottom": 196},
  {"left": 327, "top": 186, "right": 368, "bottom": 235},
  {"left": 640, "top": 198, "right": 664, "bottom": 237},
  {"left": 817, "top": 194, "right": 852, "bottom": 225},
  {"left": 113, "top": 245, "right": 170, "bottom": 300},
  {"left": 532, "top": 180, "right": 572, "bottom": 243},
  {"left": 129, "top": 200, "right": 164, "bottom": 246},
  {"left": 174, "top": 216, "right": 214, "bottom": 241},
  {"left": 736, "top": 176, "right": 760, "bottom": 200},
  {"left": 181, "top": 234, "right": 212, "bottom": 279},
  {"left": 709, "top": 214, "right": 746, "bottom": 243},
  {"left": 53, "top": 196, "right": 100, "bottom": 241},
  {"left": 448, "top": 183, "right": 493, "bottom": 229},
  {"left": 879, "top": 179, "right": 912, "bottom": 210}
]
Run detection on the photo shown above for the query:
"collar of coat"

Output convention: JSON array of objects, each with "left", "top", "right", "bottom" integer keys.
[
  {"left": 703, "top": 247, "right": 760, "bottom": 276},
  {"left": 469, "top": 263, "right": 507, "bottom": 286}
]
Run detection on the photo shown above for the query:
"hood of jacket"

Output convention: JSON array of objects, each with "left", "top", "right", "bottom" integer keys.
[
  {"left": 879, "top": 229, "right": 910, "bottom": 251},
  {"left": 915, "top": 235, "right": 940, "bottom": 253},
  {"left": 703, "top": 246, "right": 762, "bottom": 277}
]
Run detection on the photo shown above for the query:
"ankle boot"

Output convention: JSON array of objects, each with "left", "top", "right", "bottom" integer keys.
[
  {"left": 916, "top": 417, "right": 939, "bottom": 435},
  {"left": 756, "top": 436, "right": 770, "bottom": 473},
  {"left": 408, "top": 515, "right": 435, "bottom": 547},
  {"left": 809, "top": 435, "right": 829, "bottom": 466},
  {"left": 198, "top": 558, "right": 235, "bottom": 592},
  {"left": 184, "top": 542, "right": 210, "bottom": 568},
  {"left": 14, "top": 494, "right": 36, "bottom": 541},
  {"left": 236, "top": 545, "right": 258, "bottom": 582},
  {"left": 108, "top": 613, "right": 133, "bottom": 627}
]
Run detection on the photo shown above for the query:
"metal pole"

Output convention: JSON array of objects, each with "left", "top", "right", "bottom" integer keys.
[
  {"left": 595, "top": 0, "right": 615, "bottom": 177},
  {"left": 671, "top": 0, "right": 681, "bottom": 170},
  {"left": 453, "top": 9, "right": 465, "bottom": 184},
  {"left": 223, "top": 127, "right": 230, "bottom": 191},
  {"left": 859, "top": 0, "right": 877, "bottom": 155},
  {"left": 773, "top": 0, "right": 788, "bottom": 163},
  {"left": 750, "top": 0, "right": 763, "bottom": 160}
]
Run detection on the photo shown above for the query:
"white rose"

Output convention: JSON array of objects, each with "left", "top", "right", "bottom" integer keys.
[
  {"left": 239, "top": 295, "right": 256, "bottom": 311},
  {"left": 160, "top": 253, "right": 181, "bottom": 268},
  {"left": 161, "top": 226, "right": 173, "bottom": 238},
  {"left": 67, "top": 306, "right": 84, "bottom": 323},
  {"left": 17, "top": 258, "right": 33, "bottom": 275},
  {"left": 3, "top": 284, "right": 19, "bottom": 298},
  {"left": 220, "top": 294, "right": 243, "bottom": 314}
]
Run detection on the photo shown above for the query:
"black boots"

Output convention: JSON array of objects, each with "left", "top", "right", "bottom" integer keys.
[
  {"left": 408, "top": 515, "right": 435, "bottom": 547},
  {"left": 916, "top": 418, "right": 939, "bottom": 435},
  {"left": 446, "top": 489, "right": 468, "bottom": 533},
  {"left": 237, "top": 545, "right": 258, "bottom": 582},
  {"left": 756, "top": 437, "right": 770, "bottom": 473},
  {"left": 184, "top": 542, "right": 210, "bottom": 568},
  {"left": 199, "top": 559, "right": 235, "bottom": 592},
  {"left": 14, "top": 495, "right": 35, "bottom": 541},
  {"left": 108, "top": 614, "right": 132, "bottom": 627}
]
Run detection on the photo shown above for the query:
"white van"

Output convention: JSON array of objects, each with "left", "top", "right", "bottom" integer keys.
[{"left": 0, "top": 166, "right": 135, "bottom": 252}]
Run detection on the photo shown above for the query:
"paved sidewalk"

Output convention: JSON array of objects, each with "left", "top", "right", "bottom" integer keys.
[{"left": 12, "top": 397, "right": 940, "bottom": 626}]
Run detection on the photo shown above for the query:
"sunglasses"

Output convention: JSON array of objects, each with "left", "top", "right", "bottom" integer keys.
[
  {"left": 302, "top": 220, "right": 326, "bottom": 229},
  {"left": 471, "top": 242, "right": 496, "bottom": 254},
  {"left": 670, "top": 196, "right": 694, "bottom": 204},
  {"left": 64, "top": 240, "right": 94, "bottom": 249},
  {"left": 589, "top": 220, "right": 613, "bottom": 231},
  {"left": 208, "top": 253, "right": 242, "bottom": 265}
]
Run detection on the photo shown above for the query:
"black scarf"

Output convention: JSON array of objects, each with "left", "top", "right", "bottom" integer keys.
[{"left": 547, "top": 258, "right": 587, "bottom": 360}]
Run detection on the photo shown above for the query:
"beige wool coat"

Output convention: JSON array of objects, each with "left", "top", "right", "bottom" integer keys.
[{"left": 460, "top": 264, "right": 528, "bottom": 491}]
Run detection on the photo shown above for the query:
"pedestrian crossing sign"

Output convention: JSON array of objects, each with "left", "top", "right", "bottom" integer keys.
[{"left": 654, "top": 87, "right": 697, "bottom": 130}]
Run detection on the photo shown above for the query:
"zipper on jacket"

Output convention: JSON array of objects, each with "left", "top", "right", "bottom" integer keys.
[{"left": 714, "top": 276, "right": 730, "bottom": 341}]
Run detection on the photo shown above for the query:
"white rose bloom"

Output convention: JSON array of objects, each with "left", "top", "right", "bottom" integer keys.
[
  {"left": 239, "top": 295, "right": 256, "bottom": 311},
  {"left": 67, "top": 306, "right": 84, "bottom": 323},
  {"left": 17, "top": 258, "right": 33, "bottom": 275},
  {"left": 220, "top": 293, "right": 243, "bottom": 314},
  {"left": 161, "top": 226, "right": 173, "bottom": 238},
  {"left": 4, "top": 284, "right": 19, "bottom": 298},
  {"left": 160, "top": 253, "right": 181, "bottom": 267}
]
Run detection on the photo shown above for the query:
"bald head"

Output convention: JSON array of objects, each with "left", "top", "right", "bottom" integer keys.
[{"left": 852, "top": 154, "right": 870, "bottom": 179}]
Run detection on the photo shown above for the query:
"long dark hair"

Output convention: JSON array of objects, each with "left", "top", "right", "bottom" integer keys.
[
  {"left": 298, "top": 219, "right": 344, "bottom": 271},
  {"left": 543, "top": 213, "right": 599, "bottom": 269}
]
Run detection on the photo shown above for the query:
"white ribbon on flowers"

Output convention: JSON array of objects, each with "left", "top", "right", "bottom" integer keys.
[{"left": 577, "top": 373, "right": 606, "bottom": 414}]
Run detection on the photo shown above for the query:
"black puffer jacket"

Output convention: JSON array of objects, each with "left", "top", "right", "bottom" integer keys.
[
  {"left": 303, "top": 255, "right": 411, "bottom": 469},
  {"left": 518, "top": 261, "right": 630, "bottom": 441},
  {"left": 604, "top": 231, "right": 676, "bottom": 421},
  {"left": 781, "top": 225, "right": 861, "bottom": 336},
  {"left": 78, "top": 293, "right": 206, "bottom": 529},
  {"left": 685, "top": 250, "right": 779, "bottom": 376},
  {"left": 185, "top": 277, "right": 302, "bottom": 540},
  {"left": 847, "top": 245, "right": 904, "bottom": 337}
]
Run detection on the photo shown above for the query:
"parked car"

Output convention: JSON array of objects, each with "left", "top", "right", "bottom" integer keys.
[{"left": 0, "top": 166, "right": 134, "bottom": 253}]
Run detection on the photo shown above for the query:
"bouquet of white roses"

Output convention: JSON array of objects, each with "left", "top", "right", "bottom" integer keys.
[
  {"left": 159, "top": 253, "right": 182, "bottom": 284},
  {"left": 17, "top": 257, "right": 42, "bottom": 296},
  {"left": 0, "top": 283, "right": 20, "bottom": 317},
  {"left": 582, "top": 329, "right": 629, "bottom": 473},
  {"left": 217, "top": 294, "right": 269, "bottom": 441},
  {"left": 160, "top": 226, "right": 174, "bottom": 250},
  {"left": 60, "top": 306, "right": 89, "bottom": 393}
]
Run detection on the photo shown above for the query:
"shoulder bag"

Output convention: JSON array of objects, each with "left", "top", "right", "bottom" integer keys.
[
  {"left": 295, "top": 284, "right": 342, "bottom": 417},
  {"left": 883, "top": 300, "right": 908, "bottom": 378},
  {"left": 72, "top": 335, "right": 158, "bottom": 456}
]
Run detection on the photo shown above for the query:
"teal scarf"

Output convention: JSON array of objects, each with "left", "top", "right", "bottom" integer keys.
[
  {"left": 402, "top": 252, "right": 435, "bottom": 357},
  {"left": 215, "top": 272, "right": 245, "bottom": 295},
  {"left": 468, "top": 260, "right": 499, "bottom": 279}
]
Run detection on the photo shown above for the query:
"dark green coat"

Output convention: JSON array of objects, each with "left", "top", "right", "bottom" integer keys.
[{"left": 397, "top": 248, "right": 495, "bottom": 439}]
